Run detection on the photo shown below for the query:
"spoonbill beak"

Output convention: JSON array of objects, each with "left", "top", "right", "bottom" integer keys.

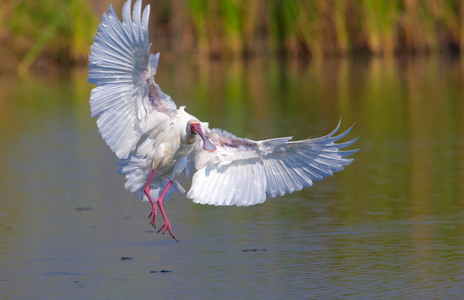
[{"left": 190, "top": 123, "right": 217, "bottom": 152}]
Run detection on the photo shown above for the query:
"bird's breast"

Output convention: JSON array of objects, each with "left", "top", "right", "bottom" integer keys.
[{"left": 152, "top": 134, "right": 181, "bottom": 169}]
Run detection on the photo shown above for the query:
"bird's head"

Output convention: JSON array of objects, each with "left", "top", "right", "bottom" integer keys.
[{"left": 188, "top": 120, "right": 217, "bottom": 152}]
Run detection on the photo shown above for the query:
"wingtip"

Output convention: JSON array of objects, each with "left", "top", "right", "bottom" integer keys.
[
  {"left": 122, "top": 0, "right": 133, "bottom": 24},
  {"left": 134, "top": 0, "right": 142, "bottom": 11},
  {"left": 332, "top": 119, "right": 342, "bottom": 135},
  {"left": 328, "top": 121, "right": 355, "bottom": 141},
  {"left": 149, "top": 53, "right": 160, "bottom": 76}
]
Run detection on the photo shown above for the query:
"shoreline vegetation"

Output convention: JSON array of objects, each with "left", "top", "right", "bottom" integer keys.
[{"left": 1, "top": 0, "right": 463, "bottom": 73}]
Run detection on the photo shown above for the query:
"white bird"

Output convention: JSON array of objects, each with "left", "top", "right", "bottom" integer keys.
[{"left": 88, "top": 0, "right": 358, "bottom": 242}]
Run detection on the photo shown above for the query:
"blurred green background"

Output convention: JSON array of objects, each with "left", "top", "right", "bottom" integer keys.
[
  {"left": 2, "top": 1, "right": 464, "bottom": 297},
  {"left": 1, "top": 0, "right": 463, "bottom": 73}
]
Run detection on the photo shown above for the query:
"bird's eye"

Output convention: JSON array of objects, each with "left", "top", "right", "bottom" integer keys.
[{"left": 190, "top": 123, "right": 201, "bottom": 134}]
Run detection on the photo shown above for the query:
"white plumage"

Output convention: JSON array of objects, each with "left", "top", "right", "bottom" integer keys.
[
  {"left": 189, "top": 123, "right": 357, "bottom": 206},
  {"left": 88, "top": 0, "right": 358, "bottom": 241}
]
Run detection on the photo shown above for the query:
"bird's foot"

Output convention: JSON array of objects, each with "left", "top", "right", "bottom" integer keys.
[
  {"left": 157, "top": 221, "right": 179, "bottom": 242},
  {"left": 148, "top": 209, "right": 157, "bottom": 228}
]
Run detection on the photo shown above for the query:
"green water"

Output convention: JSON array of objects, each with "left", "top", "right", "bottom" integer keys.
[{"left": 1, "top": 56, "right": 463, "bottom": 298}]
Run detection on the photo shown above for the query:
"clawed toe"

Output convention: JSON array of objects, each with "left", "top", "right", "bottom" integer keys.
[
  {"left": 148, "top": 212, "right": 157, "bottom": 228},
  {"left": 157, "top": 223, "right": 179, "bottom": 242}
]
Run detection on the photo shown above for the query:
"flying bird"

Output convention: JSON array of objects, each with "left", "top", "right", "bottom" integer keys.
[{"left": 88, "top": 0, "right": 358, "bottom": 242}]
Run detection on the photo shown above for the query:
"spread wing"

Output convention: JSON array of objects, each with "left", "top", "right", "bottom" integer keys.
[
  {"left": 88, "top": 0, "right": 177, "bottom": 159},
  {"left": 187, "top": 122, "right": 359, "bottom": 206}
]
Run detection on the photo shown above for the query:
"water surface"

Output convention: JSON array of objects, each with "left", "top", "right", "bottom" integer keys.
[{"left": 1, "top": 56, "right": 464, "bottom": 299}]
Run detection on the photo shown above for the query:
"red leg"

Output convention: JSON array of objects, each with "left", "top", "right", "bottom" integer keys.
[
  {"left": 156, "top": 181, "right": 179, "bottom": 242},
  {"left": 144, "top": 169, "right": 157, "bottom": 228}
]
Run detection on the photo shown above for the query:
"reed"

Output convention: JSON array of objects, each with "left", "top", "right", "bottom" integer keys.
[
  {"left": 182, "top": 0, "right": 463, "bottom": 58},
  {"left": 1, "top": 0, "right": 96, "bottom": 73},
  {"left": 1, "top": 0, "right": 462, "bottom": 71}
]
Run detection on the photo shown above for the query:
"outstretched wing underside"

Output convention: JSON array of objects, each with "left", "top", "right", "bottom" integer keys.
[
  {"left": 88, "top": 0, "right": 177, "bottom": 159},
  {"left": 187, "top": 122, "right": 359, "bottom": 206}
]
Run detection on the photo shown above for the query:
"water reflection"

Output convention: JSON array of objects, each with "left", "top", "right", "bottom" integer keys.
[{"left": 1, "top": 56, "right": 464, "bottom": 298}]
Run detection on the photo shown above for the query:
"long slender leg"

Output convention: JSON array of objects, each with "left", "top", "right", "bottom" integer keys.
[
  {"left": 156, "top": 181, "right": 179, "bottom": 242},
  {"left": 145, "top": 157, "right": 185, "bottom": 241},
  {"left": 144, "top": 169, "right": 157, "bottom": 228}
]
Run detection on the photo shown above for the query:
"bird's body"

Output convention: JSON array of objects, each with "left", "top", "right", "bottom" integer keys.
[{"left": 88, "top": 0, "right": 358, "bottom": 241}]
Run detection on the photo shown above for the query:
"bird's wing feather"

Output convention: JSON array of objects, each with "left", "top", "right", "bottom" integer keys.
[
  {"left": 88, "top": 0, "right": 177, "bottom": 159},
  {"left": 187, "top": 122, "right": 358, "bottom": 206}
]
